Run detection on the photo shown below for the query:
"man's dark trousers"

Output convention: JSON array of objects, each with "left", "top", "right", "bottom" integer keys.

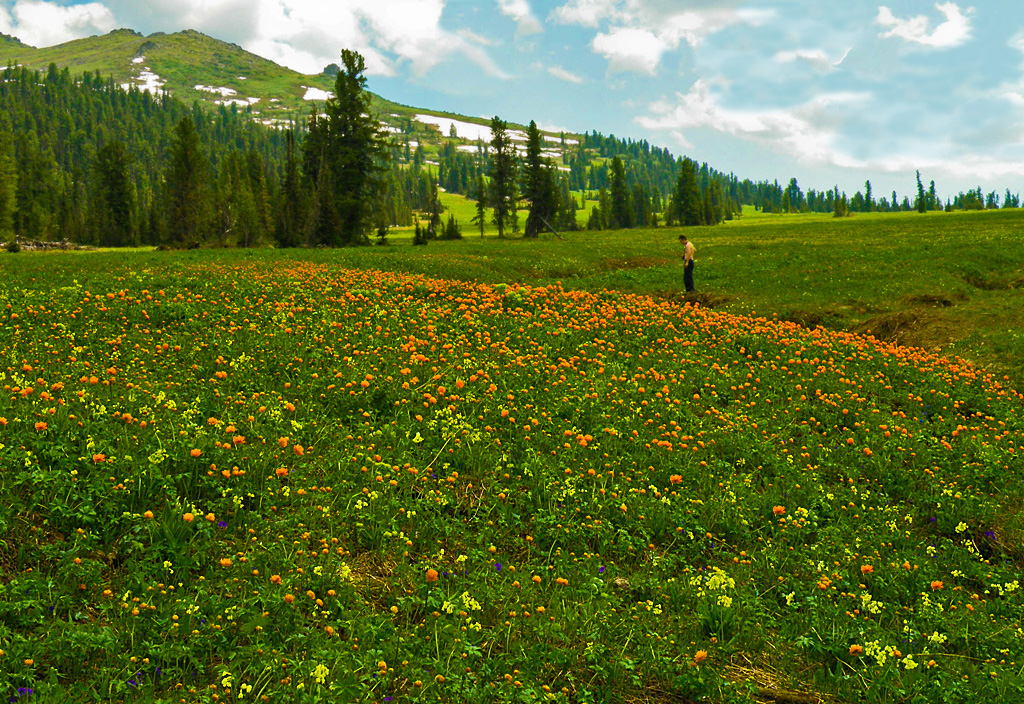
[{"left": 684, "top": 261, "right": 695, "bottom": 292}]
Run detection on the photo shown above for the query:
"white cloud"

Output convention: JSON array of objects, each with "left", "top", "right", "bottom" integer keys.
[
  {"left": 87, "top": 1, "right": 509, "bottom": 79},
  {"left": 876, "top": 2, "right": 973, "bottom": 49},
  {"left": 497, "top": 0, "right": 542, "bottom": 35},
  {"left": 0, "top": 1, "right": 116, "bottom": 47},
  {"left": 550, "top": 0, "right": 617, "bottom": 27},
  {"left": 547, "top": 64, "right": 585, "bottom": 84},
  {"left": 553, "top": 2, "right": 772, "bottom": 73},
  {"left": 593, "top": 27, "right": 667, "bottom": 74},
  {"left": 774, "top": 47, "right": 850, "bottom": 72},
  {"left": 637, "top": 80, "right": 871, "bottom": 167}
]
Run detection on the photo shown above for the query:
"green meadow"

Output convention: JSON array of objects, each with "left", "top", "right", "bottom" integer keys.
[{"left": 0, "top": 209, "right": 1022, "bottom": 704}]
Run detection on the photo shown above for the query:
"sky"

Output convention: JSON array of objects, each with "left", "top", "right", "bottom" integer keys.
[{"left": 2, "top": 0, "right": 1024, "bottom": 200}]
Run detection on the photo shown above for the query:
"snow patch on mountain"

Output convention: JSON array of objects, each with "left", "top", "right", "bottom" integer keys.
[
  {"left": 121, "top": 68, "right": 164, "bottom": 95},
  {"left": 196, "top": 84, "right": 237, "bottom": 97},
  {"left": 302, "top": 86, "right": 333, "bottom": 101}
]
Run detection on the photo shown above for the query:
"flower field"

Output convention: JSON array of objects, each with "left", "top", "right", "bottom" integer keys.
[{"left": 1, "top": 252, "right": 1022, "bottom": 703}]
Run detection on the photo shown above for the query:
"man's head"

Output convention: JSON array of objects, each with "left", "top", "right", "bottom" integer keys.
[{"left": 679, "top": 235, "right": 687, "bottom": 243}]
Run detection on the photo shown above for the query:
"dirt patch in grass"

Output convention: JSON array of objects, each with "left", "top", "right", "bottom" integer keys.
[
  {"left": 855, "top": 310, "right": 922, "bottom": 343},
  {"left": 903, "top": 292, "right": 965, "bottom": 308},
  {"left": 660, "top": 290, "right": 733, "bottom": 309},
  {"left": 962, "top": 272, "right": 1010, "bottom": 291}
]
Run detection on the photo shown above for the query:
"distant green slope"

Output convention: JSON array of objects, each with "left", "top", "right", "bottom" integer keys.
[{"left": 0, "top": 28, "right": 573, "bottom": 145}]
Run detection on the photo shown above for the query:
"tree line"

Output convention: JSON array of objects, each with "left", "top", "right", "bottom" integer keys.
[{"left": 3, "top": 54, "right": 1021, "bottom": 250}]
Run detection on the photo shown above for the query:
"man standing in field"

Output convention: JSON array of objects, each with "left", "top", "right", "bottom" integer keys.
[{"left": 680, "top": 234, "right": 696, "bottom": 292}]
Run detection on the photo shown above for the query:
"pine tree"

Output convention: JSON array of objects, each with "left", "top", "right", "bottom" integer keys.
[
  {"left": 864, "top": 180, "right": 873, "bottom": 212},
  {"left": 321, "top": 49, "right": 390, "bottom": 245},
  {"left": 915, "top": 171, "right": 927, "bottom": 213},
  {"left": 275, "top": 131, "right": 305, "bottom": 248},
  {"left": 165, "top": 115, "right": 210, "bottom": 247},
  {"left": 471, "top": 176, "right": 487, "bottom": 237},
  {"left": 90, "top": 141, "right": 136, "bottom": 247},
  {"left": 488, "top": 116, "right": 518, "bottom": 238},
  {"left": 0, "top": 112, "right": 16, "bottom": 241},
  {"left": 673, "top": 157, "right": 701, "bottom": 226},
  {"left": 609, "top": 156, "right": 632, "bottom": 228},
  {"left": 523, "top": 120, "right": 559, "bottom": 238}
]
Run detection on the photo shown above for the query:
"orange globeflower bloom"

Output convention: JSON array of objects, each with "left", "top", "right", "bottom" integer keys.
[
  {"left": 276, "top": 467, "right": 289, "bottom": 478},
  {"left": 190, "top": 448, "right": 202, "bottom": 457},
  {"left": 219, "top": 558, "right": 232, "bottom": 567},
  {"left": 294, "top": 444, "right": 305, "bottom": 456},
  {"left": 283, "top": 594, "right": 295, "bottom": 604},
  {"left": 772, "top": 506, "right": 786, "bottom": 516},
  {"left": 183, "top": 513, "right": 194, "bottom": 523},
  {"left": 426, "top": 569, "right": 439, "bottom": 582},
  {"left": 849, "top": 645, "right": 864, "bottom": 656},
  {"left": 693, "top": 650, "right": 708, "bottom": 666},
  {"left": 278, "top": 437, "right": 289, "bottom": 448},
  {"left": 931, "top": 580, "right": 944, "bottom": 591},
  {"left": 861, "top": 565, "right": 874, "bottom": 575},
  {"left": 34, "top": 421, "right": 47, "bottom": 432}
]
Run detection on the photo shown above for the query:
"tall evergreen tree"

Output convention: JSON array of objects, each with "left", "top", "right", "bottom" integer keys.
[
  {"left": 523, "top": 120, "right": 559, "bottom": 238},
  {"left": 864, "top": 180, "right": 873, "bottom": 212},
  {"left": 319, "top": 49, "right": 389, "bottom": 245},
  {"left": 488, "top": 116, "right": 518, "bottom": 239},
  {"left": 0, "top": 112, "right": 15, "bottom": 241},
  {"left": 471, "top": 175, "right": 487, "bottom": 237},
  {"left": 915, "top": 170, "right": 927, "bottom": 214},
  {"left": 674, "top": 157, "right": 702, "bottom": 226},
  {"left": 90, "top": 141, "right": 136, "bottom": 247},
  {"left": 165, "top": 115, "right": 210, "bottom": 247},
  {"left": 275, "top": 130, "right": 305, "bottom": 248},
  {"left": 608, "top": 156, "right": 632, "bottom": 228}
]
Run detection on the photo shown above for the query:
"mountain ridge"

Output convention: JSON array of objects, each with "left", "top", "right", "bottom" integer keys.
[{"left": 0, "top": 28, "right": 579, "bottom": 149}]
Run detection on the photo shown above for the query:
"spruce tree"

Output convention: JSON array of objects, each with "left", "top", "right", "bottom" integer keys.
[
  {"left": 165, "top": 115, "right": 210, "bottom": 248},
  {"left": 275, "top": 130, "right": 305, "bottom": 248},
  {"left": 523, "top": 120, "right": 559, "bottom": 238},
  {"left": 915, "top": 171, "right": 927, "bottom": 213},
  {"left": 321, "top": 49, "right": 389, "bottom": 245},
  {"left": 488, "top": 116, "right": 518, "bottom": 238},
  {"left": 673, "top": 157, "right": 702, "bottom": 226},
  {"left": 609, "top": 156, "right": 632, "bottom": 228},
  {"left": 0, "top": 113, "right": 16, "bottom": 241},
  {"left": 471, "top": 176, "right": 488, "bottom": 237},
  {"left": 90, "top": 141, "right": 136, "bottom": 247}
]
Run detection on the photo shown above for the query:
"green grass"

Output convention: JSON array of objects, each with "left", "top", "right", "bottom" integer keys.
[{"left": 0, "top": 211, "right": 1022, "bottom": 703}]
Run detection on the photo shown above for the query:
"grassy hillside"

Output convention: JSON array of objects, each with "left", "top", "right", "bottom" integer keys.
[
  {"left": 0, "top": 29, "right": 580, "bottom": 153},
  {"left": 0, "top": 239, "right": 1021, "bottom": 703}
]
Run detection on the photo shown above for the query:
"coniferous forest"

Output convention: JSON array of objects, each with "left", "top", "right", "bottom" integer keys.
[{"left": 1, "top": 55, "right": 1020, "bottom": 250}]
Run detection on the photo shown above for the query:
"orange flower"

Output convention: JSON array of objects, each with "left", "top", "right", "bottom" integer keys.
[
  {"left": 190, "top": 448, "right": 202, "bottom": 457},
  {"left": 276, "top": 467, "right": 289, "bottom": 478},
  {"left": 92, "top": 453, "right": 106, "bottom": 463},
  {"left": 283, "top": 593, "right": 295, "bottom": 603},
  {"left": 930, "top": 580, "right": 944, "bottom": 591},
  {"left": 293, "top": 444, "right": 305, "bottom": 456},
  {"left": 278, "top": 436, "right": 289, "bottom": 448},
  {"left": 860, "top": 565, "right": 874, "bottom": 575},
  {"left": 183, "top": 513, "right": 194, "bottom": 523},
  {"left": 205, "top": 513, "right": 216, "bottom": 522},
  {"left": 34, "top": 421, "right": 47, "bottom": 432},
  {"left": 849, "top": 645, "right": 864, "bottom": 656},
  {"left": 143, "top": 510, "right": 154, "bottom": 520},
  {"left": 219, "top": 558, "right": 232, "bottom": 567},
  {"left": 772, "top": 506, "right": 786, "bottom": 516},
  {"left": 693, "top": 650, "right": 708, "bottom": 666},
  {"left": 426, "top": 568, "right": 439, "bottom": 582},
  {"left": 270, "top": 574, "right": 282, "bottom": 584}
]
